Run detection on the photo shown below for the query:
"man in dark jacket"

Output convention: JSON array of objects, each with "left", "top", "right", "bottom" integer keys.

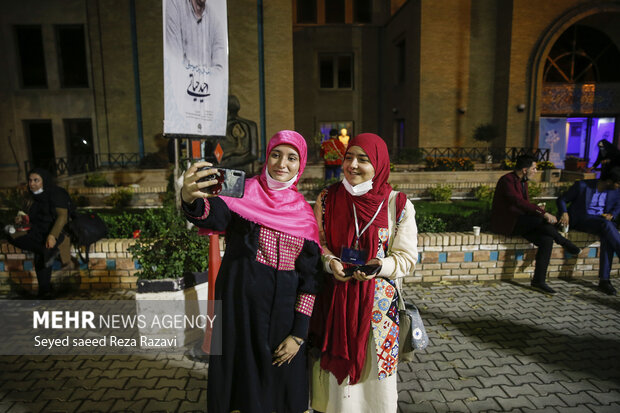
[
  {"left": 557, "top": 167, "right": 620, "bottom": 295},
  {"left": 491, "top": 155, "right": 580, "bottom": 294}
]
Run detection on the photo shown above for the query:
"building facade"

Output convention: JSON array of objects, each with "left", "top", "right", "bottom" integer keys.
[
  {"left": 293, "top": 0, "right": 620, "bottom": 165},
  {"left": 1, "top": 0, "right": 619, "bottom": 187},
  {"left": 0, "top": 0, "right": 295, "bottom": 185}
]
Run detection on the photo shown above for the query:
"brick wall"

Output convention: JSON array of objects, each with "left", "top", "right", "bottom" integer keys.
[
  {"left": 0, "top": 239, "right": 140, "bottom": 294},
  {"left": 406, "top": 231, "right": 615, "bottom": 284},
  {"left": 1, "top": 231, "right": 613, "bottom": 294}
]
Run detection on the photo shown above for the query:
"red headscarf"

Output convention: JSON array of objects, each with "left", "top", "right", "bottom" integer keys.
[
  {"left": 202, "top": 130, "right": 320, "bottom": 246},
  {"left": 317, "top": 133, "right": 393, "bottom": 384}
]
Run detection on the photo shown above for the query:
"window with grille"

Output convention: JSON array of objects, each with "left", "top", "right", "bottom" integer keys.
[{"left": 544, "top": 24, "right": 620, "bottom": 83}]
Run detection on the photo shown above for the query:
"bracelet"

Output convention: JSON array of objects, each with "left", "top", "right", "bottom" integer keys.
[{"left": 291, "top": 336, "right": 304, "bottom": 346}]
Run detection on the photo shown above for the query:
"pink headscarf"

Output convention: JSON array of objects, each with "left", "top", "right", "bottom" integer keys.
[{"left": 220, "top": 130, "right": 320, "bottom": 246}]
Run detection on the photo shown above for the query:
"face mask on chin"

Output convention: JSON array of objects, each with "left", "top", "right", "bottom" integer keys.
[
  {"left": 32, "top": 188, "right": 44, "bottom": 195},
  {"left": 265, "top": 169, "right": 297, "bottom": 191},
  {"left": 342, "top": 177, "right": 373, "bottom": 196}
]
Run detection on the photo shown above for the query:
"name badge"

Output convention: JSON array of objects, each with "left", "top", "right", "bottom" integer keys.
[{"left": 341, "top": 247, "right": 367, "bottom": 265}]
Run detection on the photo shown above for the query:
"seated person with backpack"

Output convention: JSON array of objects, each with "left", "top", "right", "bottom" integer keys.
[{"left": 4, "top": 169, "right": 73, "bottom": 298}]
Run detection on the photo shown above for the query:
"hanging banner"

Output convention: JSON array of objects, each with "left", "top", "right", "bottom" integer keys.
[
  {"left": 539, "top": 117, "right": 568, "bottom": 169},
  {"left": 163, "top": 0, "right": 229, "bottom": 136}
]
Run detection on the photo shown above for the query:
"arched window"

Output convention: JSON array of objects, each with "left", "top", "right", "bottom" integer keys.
[{"left": 544, "top": 24, "right": 620, "bottom": 83}]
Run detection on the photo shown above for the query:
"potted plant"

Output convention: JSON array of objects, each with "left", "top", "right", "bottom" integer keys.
[
  {"left": 473, "top": 123, "right": 498, "bottom": 164},
  {"left": 128, "top": 225, "right": 209, "bottom": 292},
  {"left": 536, "top": 160, "right": 561, "bottom": 182},
  {"left": 127, "top": 208, "right": 211, "bottom": 347},
  {"left": 564, "top": 156, "right": 588, "bottom": 171}
]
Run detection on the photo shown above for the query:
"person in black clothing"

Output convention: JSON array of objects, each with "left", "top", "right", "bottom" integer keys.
[
  {"left": 589, "top": 139, "right": 620, "bottom": 180},
  {"left": 5, "top": 169, "right": 72, "bottom": 298},
  {"left": 181, "top": 130, "right": 321, "bottom": 413}
]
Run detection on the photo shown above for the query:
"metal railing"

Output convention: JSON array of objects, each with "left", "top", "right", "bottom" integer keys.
[
  {"left": 420, "top": 147, "right": 549, "bottom": 162},
  {"left": 24, "top": 153, "right": 159, "bottom": 177}
]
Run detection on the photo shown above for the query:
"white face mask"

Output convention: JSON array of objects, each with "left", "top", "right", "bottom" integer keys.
[
  {"left": 265, "top": 169, "right": 298, "bottom": 191},
  {"left": 342, "top": 177, "right": 373, "bottom": 196},
  {"left": 33, "top": 188, "right": 44, "bottom": 195}
]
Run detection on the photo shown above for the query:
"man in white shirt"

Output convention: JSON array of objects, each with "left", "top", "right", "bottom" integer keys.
[{"left": 165, "top": 0, "right": 227, "bottom": 73}]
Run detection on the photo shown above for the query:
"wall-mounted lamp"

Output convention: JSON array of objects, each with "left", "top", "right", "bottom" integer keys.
[
  {"left": 457, "top": 107, "right": 466, "bottom": 114},
  {"left": 517, "top": 103, "right": 526, "bottom": 112}
]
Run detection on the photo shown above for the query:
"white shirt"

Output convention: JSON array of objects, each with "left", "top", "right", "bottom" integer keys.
[{"left": 165, "top": 0, "right": 227, "bottom": 72}]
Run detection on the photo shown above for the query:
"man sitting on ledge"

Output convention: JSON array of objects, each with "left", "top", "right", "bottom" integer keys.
[
  {"left": 490, "top": 155, "right": 580, "bottom": 294},
  {"left": 557, "top": 166, "right": 620, "bottom": 296}
]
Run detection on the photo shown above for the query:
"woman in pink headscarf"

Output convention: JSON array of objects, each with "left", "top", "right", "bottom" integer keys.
[{"left": 182, "top": 130, "right": 321, "bottom": 413}]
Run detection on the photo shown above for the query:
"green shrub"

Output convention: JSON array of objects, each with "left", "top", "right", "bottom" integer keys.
[
  {"left": 128, "top": 225, "right": 209, "bottom": 279},
  {"left": 417, "top": 214, "right": 447, "bottom": 233},
  {"left": 84, "top": 173, "right": 110, "bottom": 187},
  {"left": 100, "top": 205, "right": 184, "bottom": 239},
  {"left": 0, "top": 186, "right": 27, "bottom": 214},
  {"left": 105, "top": 187, "right": 134, "bottom": 208},
  {"left": 414, "top": 200, "right": 490, "bottom": 232},
  {"left": 528, "top": 181, "right": 542, "bottom": 199},
  {"left": 474, "top": 185, "right": 494, "bottom": 205},
  {"left": 427, "top": 184, "right": 452, "bottom": 202}
]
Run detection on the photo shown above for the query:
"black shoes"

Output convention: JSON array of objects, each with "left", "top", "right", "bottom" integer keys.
[
  {"left": 531, "top": 282, "right": 556, "bottom": 294},
  {"left": 37, "top": 289, "right": 55, "bottom": 300},
  {"left": 599, "top": 280, "right": 617, "bottom": 296}
]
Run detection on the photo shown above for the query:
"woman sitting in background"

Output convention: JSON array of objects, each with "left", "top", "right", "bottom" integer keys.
[{"left": 5, "top": 168, "right": 72, "bottom": 298}]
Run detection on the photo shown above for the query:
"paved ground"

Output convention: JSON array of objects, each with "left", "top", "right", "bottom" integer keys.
[{"left": 0, "top": 277, "right": 618, "bottom": 412}]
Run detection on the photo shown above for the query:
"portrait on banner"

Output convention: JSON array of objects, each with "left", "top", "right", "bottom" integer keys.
[{"left": 164, "top": 0, "right": 229, "bottom": 136}]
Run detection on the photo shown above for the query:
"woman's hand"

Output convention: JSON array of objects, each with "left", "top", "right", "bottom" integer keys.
[
  {"left": 559, "top": 212, "right": 569, "bottom": 226},
  {"left": 272, "top": 335, "right": 303, "bottom": 367},
  {"left": 352, "top": 258, "right": 381, "bottom": 281},
  {"left": 181, "top": 161, "right": 220, "bottom": 204},
  {"left": 329, "top": 258, "right": 350, "bottom": 282},
  {"left": 46, "top": 234, "right": 57, "bottom": 249}
]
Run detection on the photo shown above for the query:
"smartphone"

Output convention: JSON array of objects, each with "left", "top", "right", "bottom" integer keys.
[
  {"left": 343, "top": 264, "right": 382, "bottom": 277},
  {"left": 198, "top": 167, "right": 246, "bottom": 198}
]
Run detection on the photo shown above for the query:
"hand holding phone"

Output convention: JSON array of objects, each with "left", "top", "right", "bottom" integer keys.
[
  {"left": 343, "top": 264, "right": 381, "bottom": 277},
  {"left": 182, "top": 161, "right": 218, "bottom": 203},
  {"left": 197, "top": 167, "right": 246, "bottom": 198}
]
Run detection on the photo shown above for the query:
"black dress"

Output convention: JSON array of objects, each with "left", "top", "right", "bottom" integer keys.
[{"left": 183, "top": 197, "right": 321, "bottom": 413}]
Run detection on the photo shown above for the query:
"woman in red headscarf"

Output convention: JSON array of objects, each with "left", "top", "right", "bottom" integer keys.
[
  {"left": 309, "top": 133, "right": 418, "bottom": 412},
  {"left": 182, "top": 130, "right": 321, "bottom": 413}
]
